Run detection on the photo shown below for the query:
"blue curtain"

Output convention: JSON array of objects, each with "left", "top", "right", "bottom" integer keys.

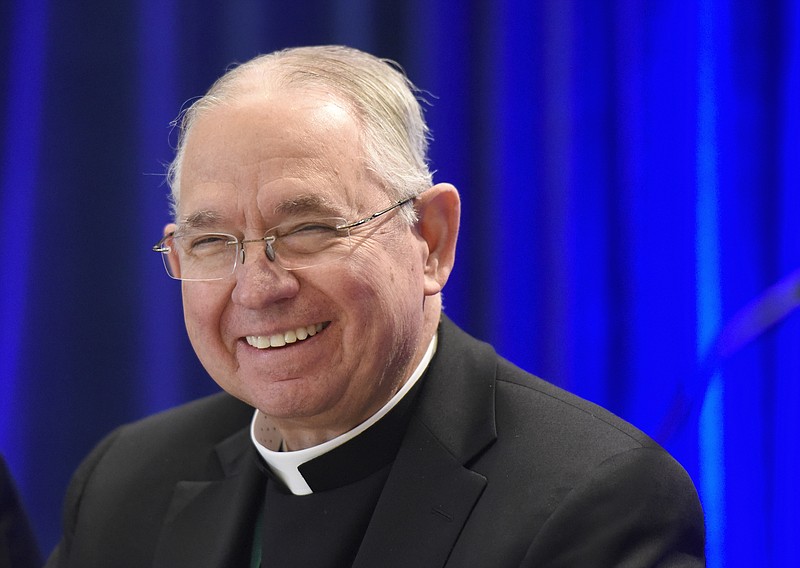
[{"left": 1, "top": 1, "right": 798, "bottom": 565}]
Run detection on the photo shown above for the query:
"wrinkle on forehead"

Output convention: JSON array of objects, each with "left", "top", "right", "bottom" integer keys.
[
  {"left": 255, "top": 155, "right": 349, "bottom": 188},
  {"left": 178, "top": 91, "right": 378, "bottom": 225},
  {"left": 183, "top": 93, "right": 357, "bottom": 169}
]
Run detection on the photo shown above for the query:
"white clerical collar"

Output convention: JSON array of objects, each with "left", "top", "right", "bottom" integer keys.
[{"left": 250, "top": 333, "right": 437, "bottom": 495}]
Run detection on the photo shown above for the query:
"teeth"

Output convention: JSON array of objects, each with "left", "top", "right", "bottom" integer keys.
[{"left": 246, "top": 323, "right": 325, "bottom": 350}]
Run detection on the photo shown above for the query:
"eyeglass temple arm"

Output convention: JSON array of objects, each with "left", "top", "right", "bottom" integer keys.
[
  {"left": 339, "top": 197, "right": 415, "bottom": 230},
  {"left": 152, "top": 231, "right": 176, "bottom": 253}
]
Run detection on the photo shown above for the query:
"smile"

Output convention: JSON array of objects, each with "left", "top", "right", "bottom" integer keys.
[{"left": 245, "top": 322, "right": 327, "bottom": 349}]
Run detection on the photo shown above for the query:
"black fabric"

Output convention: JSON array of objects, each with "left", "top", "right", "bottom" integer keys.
[
  {"left": 45, "top": 317, "right": 705, "bottom": 567},
  {"left": 254, "top": 378, "right": 421, "bottom": 493},
  {"left": 261, "top": 465, "right": 391, "bottom": 568},
  {"left": 298, "top": 379, "right": 422, "bottom": 492},
  {"left": 256, "top": 373, "right": 422, "bottom": 566},
  {"left": 0, "top": 455, "right": 43, "bottom": 568}
]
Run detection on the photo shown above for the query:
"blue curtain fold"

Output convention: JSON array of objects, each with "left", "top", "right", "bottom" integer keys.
[{"left": 1, "top": 1, "right": 798, "bottom": 565}]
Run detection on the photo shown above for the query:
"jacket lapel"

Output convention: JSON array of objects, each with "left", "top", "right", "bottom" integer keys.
[
  {"left": 354, "top": 316, "right": 498, "bottom": 568},
  {"left": 153, "top": 429, "right": 265, "bottom": 568}
]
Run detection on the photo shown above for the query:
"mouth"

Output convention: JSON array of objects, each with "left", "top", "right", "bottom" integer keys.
[{"left": 245, "top": 321, "right": 329, "bottom": 350}]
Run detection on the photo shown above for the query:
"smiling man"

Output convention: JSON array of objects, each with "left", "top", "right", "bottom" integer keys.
[
  {"left": 169, "top": 86, "right": 451, "bottom": 452},
  {"left": 48, "top": 46, "right": 704, "bottom": 567}
]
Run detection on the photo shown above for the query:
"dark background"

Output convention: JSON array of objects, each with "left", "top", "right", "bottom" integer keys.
[{"left": 1, "top": 1, "right": 798, "bottom": 566}]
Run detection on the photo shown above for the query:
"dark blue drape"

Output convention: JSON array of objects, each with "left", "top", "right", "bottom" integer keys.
[{"left": 2, "top": 2, "right": 798, "bottom": 566}]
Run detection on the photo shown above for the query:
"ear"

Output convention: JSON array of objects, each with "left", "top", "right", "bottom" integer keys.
[
  {"left": 414, "top": 183, "right": 460, "bottom": 296},
  {"left": 162, "top": 223, "right": 180, "bottom": 278}
]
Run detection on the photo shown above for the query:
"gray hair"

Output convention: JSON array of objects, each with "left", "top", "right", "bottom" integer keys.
[{"left": 166, "top": 45, "right": 434, "bottom": 222}]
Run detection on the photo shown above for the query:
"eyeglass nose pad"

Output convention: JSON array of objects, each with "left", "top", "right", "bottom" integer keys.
[{"left": 264, "top": 240, "right": 276, "bottom": 262}]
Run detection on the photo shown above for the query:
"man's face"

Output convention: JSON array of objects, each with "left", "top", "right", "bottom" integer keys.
[{"left": 173, "top": 91, "right": 439, "bottom": 444}]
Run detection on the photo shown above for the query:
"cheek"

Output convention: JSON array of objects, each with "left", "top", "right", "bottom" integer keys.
[
  {"left": 341, "top": 247, "right": 424, "bottom": 328},
  {"left": 181, "top": 284, "right": 228, "bottom": 350}
]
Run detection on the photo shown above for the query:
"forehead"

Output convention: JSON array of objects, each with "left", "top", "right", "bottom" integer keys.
[{"left": 177, "top": 91, "right": 378, "bottom": 223}]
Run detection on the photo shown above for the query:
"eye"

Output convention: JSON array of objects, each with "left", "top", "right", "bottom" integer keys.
[
  {"left": 192, "top": 234, "right": 229, "bottom": 246},
  {"left": 283, "top": 220, "right": 342, "bottom": 236},
  {"left": 180, "top": 233, "right": 235, "bottom": 255},
  {"left": 295, "top": 222, "right": 339, "bottom": 233}
]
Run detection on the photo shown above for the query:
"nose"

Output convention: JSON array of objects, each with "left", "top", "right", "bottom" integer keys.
[{"left": 230, "top": 240, "right": 299, "bottom": 308}]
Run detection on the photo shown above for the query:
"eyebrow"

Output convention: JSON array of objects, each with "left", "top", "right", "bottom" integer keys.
[
  {"left": 273, "top": 194, "right": 345, "bottom": 218},
  {"left": 178, "top": 210, "right": 227, "bottom": 231}
]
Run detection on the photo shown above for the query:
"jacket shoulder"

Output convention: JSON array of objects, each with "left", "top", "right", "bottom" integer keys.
[
  {"left": 113, "top": 392, "right": 254, "bottom": 456},
  {"left": 493, "top": 356, "right": 656, "bottom": 449},
  {"left": 48, "top": 393, "right": 253, "bottom": 567}
]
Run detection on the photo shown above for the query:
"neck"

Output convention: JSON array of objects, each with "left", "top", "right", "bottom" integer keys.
[{"left": 255, "top": 305, "right": 441, "bottom": 451}]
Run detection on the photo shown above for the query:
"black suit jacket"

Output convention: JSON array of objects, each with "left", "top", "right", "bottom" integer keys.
[{"left": 47, "top": 317, "right": 704, "bottom": 567}]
